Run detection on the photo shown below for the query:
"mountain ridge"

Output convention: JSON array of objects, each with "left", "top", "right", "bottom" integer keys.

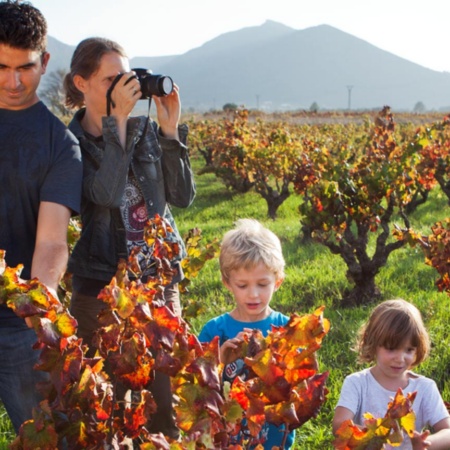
[{"left": 44, "top": 21, "right": 450, "bottom": 111}]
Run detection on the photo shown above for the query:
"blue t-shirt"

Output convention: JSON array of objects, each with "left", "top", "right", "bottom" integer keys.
[
  {"left": 198, "top": 311, "right": 295, "bottom": 450},
  {"left": 0, "top": 102, "right": 82, "bottom": 325}
]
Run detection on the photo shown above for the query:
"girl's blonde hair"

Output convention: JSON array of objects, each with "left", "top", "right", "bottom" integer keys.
[
  {"left": 219, "top": 219, "right": 285, "bottom": 282},
  {"left": 356, "top": 298, "right": 430, "bottom": 367}
]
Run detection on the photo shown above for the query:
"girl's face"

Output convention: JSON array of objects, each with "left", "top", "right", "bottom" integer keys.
[
  {"left": 374, "top": 340, "right": 417, "bottom": 383},
  {"left": 223, "top": 262, "right": 282, "bottom": 322},
  {"left": 78, "top": 51, "right": 129, "bottom": 117}
]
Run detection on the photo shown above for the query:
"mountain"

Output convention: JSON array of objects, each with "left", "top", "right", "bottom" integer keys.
[
  {"left": 43, "top": 22, "right": 450, "bottom": 111},
  {"left": 46, "top": 36, "right": 74, "bottom": 72}
]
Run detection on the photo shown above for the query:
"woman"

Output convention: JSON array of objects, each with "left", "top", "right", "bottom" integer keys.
[{"left": 64, "top": 37, "right": 195, "bottom": 439}]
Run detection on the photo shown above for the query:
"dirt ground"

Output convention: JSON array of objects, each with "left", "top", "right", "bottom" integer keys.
[{"left": 187, "top": 108, "right": 448, "bottom": 126}]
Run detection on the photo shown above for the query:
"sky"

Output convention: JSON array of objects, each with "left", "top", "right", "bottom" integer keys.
[{"left": 30, "top": 0, "right": 450, "bottom": 73}]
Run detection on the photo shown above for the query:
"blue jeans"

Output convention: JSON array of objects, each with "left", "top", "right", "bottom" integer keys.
[{"left": 0, "top": 323, "right": 49, "bottom": 433}]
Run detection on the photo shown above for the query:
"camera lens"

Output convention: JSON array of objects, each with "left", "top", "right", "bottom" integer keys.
[
  {"left": 132, "top": 68, "right": 174, "bottom": 99},
  {"left": 142, "top": 74, "right": 173, "bottom": 98},
  {"left": 159, "top": 76, "right": 174, "bottom": 96}
]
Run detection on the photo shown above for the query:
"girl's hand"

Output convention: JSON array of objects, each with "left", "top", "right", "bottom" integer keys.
[
  {"left": 220, "top": 329, "right": 252, "bottom": 365},
  {"left": 411, "top": 429, "right": 431, "bottom": 449},
  {"left": 153, "top": 84, "right": 181, "bottom": 140}
]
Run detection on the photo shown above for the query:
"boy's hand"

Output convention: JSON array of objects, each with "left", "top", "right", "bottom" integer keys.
[
  {"left": 411, "top": 430, "right": 431, "bottom": 449},
  {"left": 220, "top": 329, "right": 252, "bottom": 365}
]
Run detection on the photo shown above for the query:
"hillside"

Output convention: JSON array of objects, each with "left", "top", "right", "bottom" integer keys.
[{"left": 43, "top": 21, "right": 450, "bottom": 112}]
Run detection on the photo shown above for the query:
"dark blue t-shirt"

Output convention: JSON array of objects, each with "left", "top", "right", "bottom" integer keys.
[{"left": 0, "top": 101, "right": 82, "bottom": 325}]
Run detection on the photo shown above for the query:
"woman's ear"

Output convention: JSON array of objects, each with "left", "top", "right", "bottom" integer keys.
[{"left": 73, "top": 74, "right": 87, "bottom": 93}]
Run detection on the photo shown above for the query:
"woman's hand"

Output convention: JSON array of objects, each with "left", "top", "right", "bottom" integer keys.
[
  {"left": 153, "top": 84, "right": 181, "bottom": 140},
  {"left": 110, "top": 71, "right": 141, "bottom": 121},
  {"left": 109, "top": 71, "right": 141, "bottom": 148}
]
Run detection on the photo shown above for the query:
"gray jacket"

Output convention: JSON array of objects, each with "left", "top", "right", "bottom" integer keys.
[{"left": 67, "top": 108, "right": 195, "bottom": 282}]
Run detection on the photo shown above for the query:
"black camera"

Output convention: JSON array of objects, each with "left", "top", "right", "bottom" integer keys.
[{"left": 132, "top": 68, "right": 174, "bottom": 99}]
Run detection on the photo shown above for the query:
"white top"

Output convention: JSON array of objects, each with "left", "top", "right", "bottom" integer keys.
[{"left": 336, "top": 368, "right": 449, "bottom": 449}]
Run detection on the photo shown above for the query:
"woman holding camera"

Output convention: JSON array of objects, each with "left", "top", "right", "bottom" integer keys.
[{"left": 63, "top": 37, "right": 195, "bottom": 439}]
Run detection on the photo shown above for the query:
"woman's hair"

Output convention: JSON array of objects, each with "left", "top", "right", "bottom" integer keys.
[
  {"left": 356, "top": 298, "right": 430, "bottom": 367},
  {"left": 219, "top": 219, "right": 285, "bottom": 282},
  {"left": 0, "top": 1, "right": 47, "bottom": 53},
  {"left": 64, "top": 37, "right": 127, "bottom": 109}
]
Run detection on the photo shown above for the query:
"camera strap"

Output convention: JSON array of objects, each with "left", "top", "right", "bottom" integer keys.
[
  {"left": 136, "top": 100, "right": 152, "bottom": 148},
  {"left": 106, "top": 73, "right": 124, "bottom": 116}
]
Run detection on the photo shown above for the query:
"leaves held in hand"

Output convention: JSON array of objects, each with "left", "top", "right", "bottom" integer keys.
[{"left": 333, "top": 389, "right": 417, "bottom": 450}]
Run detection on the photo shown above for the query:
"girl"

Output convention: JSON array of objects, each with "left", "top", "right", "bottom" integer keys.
[{"left": 332, "top": 299, "right": 450, "bottom": 449}]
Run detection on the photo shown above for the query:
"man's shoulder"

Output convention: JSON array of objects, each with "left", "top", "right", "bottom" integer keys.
[
  {"left": 40, "top": 104, "right": 77, "bottom": 137},
  {"left": 19, "top": 102, "right": 76, "bottom": 137},
  {"left": 36, "top": 104, "right": 80, "bottom": 156}
]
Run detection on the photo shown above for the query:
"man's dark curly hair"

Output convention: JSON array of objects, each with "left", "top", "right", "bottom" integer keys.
[{"left": 0, "top": 1, "right": 47, "bottom": 53}]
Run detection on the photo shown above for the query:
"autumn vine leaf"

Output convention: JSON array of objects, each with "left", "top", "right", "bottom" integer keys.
[
  {"left": 0, "top": 215, "right": 331, "bottom": 449},
  {"left": 173, "top": 336, "right": 228, "bottom": 436},
  {"left": 394, "top": 218, "right": 450, "bottom": 296},
  {"left": 179, "top": 227, "right": 220, "bottom": 294},
  {"left": 224, "top": 307, "right": 330, "bottom": 446},
  {"left": 333, "top": 389, "right": 417, "bottom": 449},
  {"left": 9, "top": 400, "right": 58, "bottom": 450}
]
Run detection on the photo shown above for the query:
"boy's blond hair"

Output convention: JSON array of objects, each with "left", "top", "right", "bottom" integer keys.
[
  {"left": 356, "top": 298, "right": 430, "bottom": 367},
  {"left": 219, "top": 219, "right": 285, "bottom": 282}
]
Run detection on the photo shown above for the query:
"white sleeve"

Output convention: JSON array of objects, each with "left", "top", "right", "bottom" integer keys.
[
  {"left": 336, "top": 375, "right": 362, "bottom": 418},
  {"left": 421, "top": 379, "right": 449, "bottom": 428}
]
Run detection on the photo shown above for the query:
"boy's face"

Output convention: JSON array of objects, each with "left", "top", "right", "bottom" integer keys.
[
  {"left": 0, "top": 44, "right": 49, "bottom": 110},
  {"left": 223, "top": 262, "right": 283, "bottom": 322}
]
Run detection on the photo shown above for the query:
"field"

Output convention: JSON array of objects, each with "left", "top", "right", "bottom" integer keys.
[
  {"left": 1, "top": 110, "right": 450, "bottom": 449},
  {"left": 170, "top": 146, "right": 450, "bottom": 448}
]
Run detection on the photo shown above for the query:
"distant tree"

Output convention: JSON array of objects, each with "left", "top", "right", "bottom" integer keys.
[
  {"left": 309, "top": 102, "right": 319, "bottom": 113},
  {"left": 223, "top": 102, "right": 238, "bottom": 112},
  {"left": 413, "top": 101, "right": 426, "bottom": 113},
  {"left": 40, "top": 69, "right": 72, "bottom": 119}
]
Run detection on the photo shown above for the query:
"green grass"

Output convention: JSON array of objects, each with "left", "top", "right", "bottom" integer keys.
[
  {"left": 0, "top": 410, "right": 13, "bottom": 450},
  {"left": 173, "top": 154, "right": 450, "bottom": 448},
  {"left": 2, "top": 152, "right": 450, "bottom": 449}
]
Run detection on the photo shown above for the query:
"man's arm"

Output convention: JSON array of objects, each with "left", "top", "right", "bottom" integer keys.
[{"left": 31, "top": 201, "right": 71, "bottom": 292}]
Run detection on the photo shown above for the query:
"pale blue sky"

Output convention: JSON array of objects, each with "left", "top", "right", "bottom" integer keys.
[{"left": 31, "top": 0, "right": 450, "bottom": 73}]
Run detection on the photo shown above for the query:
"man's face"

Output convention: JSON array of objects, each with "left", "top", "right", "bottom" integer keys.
[{"left": 0, "top": 44, "right": 49, "bottom": 110}]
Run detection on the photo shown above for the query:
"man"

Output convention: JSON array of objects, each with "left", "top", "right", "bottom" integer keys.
[{"left": 0, "top": 0, "right": 82, "bottom": 433}]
